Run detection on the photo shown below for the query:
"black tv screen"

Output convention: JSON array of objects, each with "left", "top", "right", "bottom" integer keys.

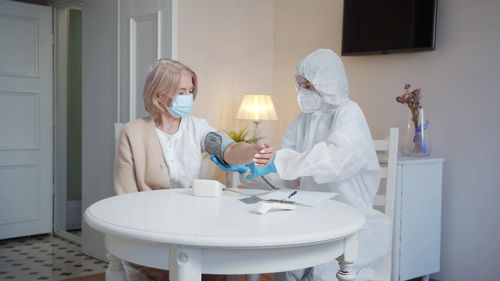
[{"left": 342, "top": 0, "right": 438, "bottom": 55}]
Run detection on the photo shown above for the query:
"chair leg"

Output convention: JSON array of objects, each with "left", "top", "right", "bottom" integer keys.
[
  {"left": 246, "top": 274, "right": 260, "bottom": 281},
  {"left": 106, "top": 253, "right": 126, "bottom": 281}
]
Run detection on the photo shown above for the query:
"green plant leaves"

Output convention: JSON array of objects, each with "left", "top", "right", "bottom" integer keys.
[{"left": 223, "top": 128, "right": 263, "bottom": 144}]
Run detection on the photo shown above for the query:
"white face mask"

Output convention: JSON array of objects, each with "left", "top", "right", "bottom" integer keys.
[{"left": 297, "top": 88, "right": 322, "bottom": 113}]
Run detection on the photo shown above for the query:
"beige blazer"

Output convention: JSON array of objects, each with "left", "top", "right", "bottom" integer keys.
[{"left": 114, "top": 116, "right": 170, "bottom": 194}]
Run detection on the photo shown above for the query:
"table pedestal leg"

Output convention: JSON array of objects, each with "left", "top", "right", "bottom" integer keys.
[
  {"left": 106, "top": 253, "right": 126, "bottom": 281},
  {"left": 246, "top": 274, "right": 260, "bottom": 281},
  {"left": 336, "top": 234, "right": 358, "bottom": 281},
  {"left": 336, "top": 258, "right": 356, "bottom": 281},
  {"left": 169, "top": 245, "right": 202, "bottom": 281}
]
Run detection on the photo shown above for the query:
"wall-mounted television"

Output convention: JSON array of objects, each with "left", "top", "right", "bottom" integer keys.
[{"left": 341, "top": 0, "right": 438, "bottom": 56}]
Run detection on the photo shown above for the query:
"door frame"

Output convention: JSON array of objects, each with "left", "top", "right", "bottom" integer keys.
[{"left": 53, "top": 0, "right": 82, "bottom": 245}]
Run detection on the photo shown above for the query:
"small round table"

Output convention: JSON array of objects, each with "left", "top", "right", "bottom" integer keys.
[{"left": 84, "top": 188, "right": 365, "bottom": 281}]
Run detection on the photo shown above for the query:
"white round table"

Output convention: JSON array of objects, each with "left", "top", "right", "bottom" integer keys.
[{"left": 84, "top": 188, "right": 365, "bottom": 281}]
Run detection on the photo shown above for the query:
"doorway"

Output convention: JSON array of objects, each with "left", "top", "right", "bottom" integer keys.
[{"left": 54, "top": 1, "right": 83, "bottom": 244}]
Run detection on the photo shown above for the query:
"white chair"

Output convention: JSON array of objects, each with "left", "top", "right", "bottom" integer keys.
[
  {"left": 107, "top": 123, "right": 149, "bottom": 281},
  {"left": 114, "top": 123, "right": 125, "bottom": 155},
  {"left": 370, "top": 127, "right": 399, "bottom": 281},
  {"left": 239, "top": 129, "right": 399, "bottom": 281}
]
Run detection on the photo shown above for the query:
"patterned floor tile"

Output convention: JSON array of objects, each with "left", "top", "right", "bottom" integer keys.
[{"left": 0, "top": 234, "right": 107, "bottom": 281}]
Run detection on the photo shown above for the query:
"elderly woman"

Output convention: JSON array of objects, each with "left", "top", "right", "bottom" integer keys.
[{"left": 115, "top": 58, "right": 274, "bottom": 281}]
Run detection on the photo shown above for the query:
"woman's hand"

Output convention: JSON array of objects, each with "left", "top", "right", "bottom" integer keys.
[{"left": 253, "top": 143, "right": 275, "bottom": 167}]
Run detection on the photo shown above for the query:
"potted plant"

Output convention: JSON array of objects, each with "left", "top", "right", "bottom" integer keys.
[{"left": 223, "top": 127, "right": 263, "bottom": 144}]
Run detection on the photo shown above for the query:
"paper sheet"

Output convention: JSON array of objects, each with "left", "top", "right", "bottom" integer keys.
[{"left": 258, "top": 189, "right": 337, "bottom": 207}]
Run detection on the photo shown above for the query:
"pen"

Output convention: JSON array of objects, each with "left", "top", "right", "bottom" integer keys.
[
  {"left": 270, "top": 199, "right": 295, "bottom": 204},
  {"left": 288, "top": 190, "right": 298, "bottom": 198}
]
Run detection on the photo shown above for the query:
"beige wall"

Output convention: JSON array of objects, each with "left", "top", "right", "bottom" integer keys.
[
  {"left": 178, "top": 0, "right": 274, "bottom": 141},
  {"left": 272, "top": 0, "right": 343, "bottom": 147},
  {"left": 344, "top": 1, "right": 500, "bottom": 280},
  {"left": 273, "top": 0, "right": 500, "bottom": 281},
  {"left": 178, "top": 0, "right": 274, "bottom": 181}
]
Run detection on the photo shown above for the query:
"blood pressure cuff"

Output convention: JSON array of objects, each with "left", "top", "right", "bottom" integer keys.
[{"left": 204, "top": 131, "right": 235, "bottom": 165}]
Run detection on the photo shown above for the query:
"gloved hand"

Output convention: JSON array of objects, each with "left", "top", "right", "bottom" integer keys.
[
  {"left": 209, "top": 155, "right": 249, "bottom": 174},
  {"left": 246, "top": 157, "right": 277, "bottom": 179}
]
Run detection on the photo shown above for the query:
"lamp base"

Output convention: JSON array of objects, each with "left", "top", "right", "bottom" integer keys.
[{"left": 253, "top": 120, "right": 261, "bottom": 140}]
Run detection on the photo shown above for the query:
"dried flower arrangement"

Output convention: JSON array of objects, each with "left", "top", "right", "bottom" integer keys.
[{"left": 396, "top": 84, "right": 429, "bottom": 155}]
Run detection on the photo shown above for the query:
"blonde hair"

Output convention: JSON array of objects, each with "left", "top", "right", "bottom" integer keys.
[{"left": 143, "top": 58, "right": 198, "bottom": 119}]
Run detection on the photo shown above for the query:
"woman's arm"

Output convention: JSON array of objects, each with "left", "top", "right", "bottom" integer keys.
[
  {"left": 198, "top": 118, "right": 274, "bottom": 167},
  {"left": 223, "top": 142, "right": 274, "bottom": 166}
]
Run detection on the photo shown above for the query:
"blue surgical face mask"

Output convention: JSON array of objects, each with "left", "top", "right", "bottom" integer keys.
[{"left": 166, "top": 94, "right": 193, "bottom": 118}]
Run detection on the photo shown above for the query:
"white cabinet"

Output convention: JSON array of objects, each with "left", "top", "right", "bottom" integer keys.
[{"left": 392, "top": 157, "right": 444, "bottom": 281}]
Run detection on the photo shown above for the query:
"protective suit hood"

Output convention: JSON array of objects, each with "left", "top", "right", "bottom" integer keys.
[{"left": 295, "top": 49, "right": 349, "bottom": 107}]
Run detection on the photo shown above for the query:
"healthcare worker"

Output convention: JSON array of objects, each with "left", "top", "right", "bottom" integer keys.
[
  {"left": 114, "top": 58, "right": 274, "bottom": 281},
  {"left": 214, "top": 49, "right": 390, "bottom": 281}
]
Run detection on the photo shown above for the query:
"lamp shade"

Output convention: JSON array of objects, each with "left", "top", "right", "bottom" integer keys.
[{"left": 236, "top": 94, "right": 278, "bottom": 121}]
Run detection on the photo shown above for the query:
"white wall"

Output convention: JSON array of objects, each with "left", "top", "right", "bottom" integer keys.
[
  {"left": 272, "top": 0, "right": 500, "bottom": 280},
  {"left": 81, "top": 0, "right": 118, "bottom": 260}
]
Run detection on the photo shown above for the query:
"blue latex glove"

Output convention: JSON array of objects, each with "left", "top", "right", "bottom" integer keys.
[
  {"left": 246, "top": 157, "right": 277, "bottom": 179},
  {"left": 209, "top": 155, "right": 249, "bottom": 174}
]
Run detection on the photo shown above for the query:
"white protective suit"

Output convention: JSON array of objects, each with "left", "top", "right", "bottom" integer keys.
[{"left": 271, "top": 49, "right": 390, "bottom": 281}]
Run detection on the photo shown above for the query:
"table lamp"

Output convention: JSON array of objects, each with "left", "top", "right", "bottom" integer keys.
[{"left": 236, "top": 94, "right": 278, "bottom": 139}]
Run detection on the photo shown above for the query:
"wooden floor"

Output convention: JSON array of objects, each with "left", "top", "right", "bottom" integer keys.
[
  {"left": 62, "top": 273, "right": 273, "bottom": 281},
  {"left": 239, "top": 274, "right": 273, "bottom": 281},
  {"left": 63, "top": 272, "right": 437, "bottom": 281},
  {"left": 60, "top": 272, "right": 105, "bottom": 281}
]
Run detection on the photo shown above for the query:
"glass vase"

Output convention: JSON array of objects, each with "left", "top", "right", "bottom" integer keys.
[{"left": 405, "top": 108, "right": 431, "bottom": 156}]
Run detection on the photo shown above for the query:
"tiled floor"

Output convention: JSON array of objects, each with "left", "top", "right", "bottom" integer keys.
[
  {"left": 0, "top": 234, "right": 107, "bottom": 281},
  {"left": 0, "top": 232, "right": 436, "bottom": 281}
]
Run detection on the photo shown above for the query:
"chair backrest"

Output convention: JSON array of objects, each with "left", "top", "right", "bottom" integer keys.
[
  {"left": 371, "top": 127, "right": 399, "bottom": 281},
  {"left": 373, "top": 127, "right": 399, "bottom": 218},
  {"left": 114, "top": 123, "right": 125, "bottom": 156}
]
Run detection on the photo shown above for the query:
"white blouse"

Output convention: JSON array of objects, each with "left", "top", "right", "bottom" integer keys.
[{"left": 155, "top": 116, "right": 216, "bottom": 189}]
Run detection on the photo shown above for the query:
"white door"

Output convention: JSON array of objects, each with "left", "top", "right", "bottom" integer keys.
[
  {"left": 120, "top": 0, "right": 177, "bottom": 121},
  {"left": 0, "top": 0, "right": 53, "bottom": 239}
]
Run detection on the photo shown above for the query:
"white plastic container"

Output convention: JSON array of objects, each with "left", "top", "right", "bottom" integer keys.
[{"left": 192, "top": 179, "right": 224, "bottom": 197}]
